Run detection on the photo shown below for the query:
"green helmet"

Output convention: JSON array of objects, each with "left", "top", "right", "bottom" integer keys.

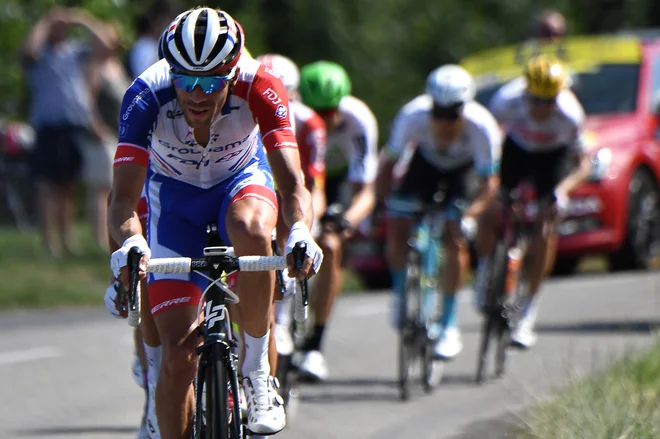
[{"left": 299, "top": 61, "right": 352, "bottom": 110}]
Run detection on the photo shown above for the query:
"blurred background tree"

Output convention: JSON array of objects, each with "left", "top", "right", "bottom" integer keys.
[{"left": 2, "top": 0, "right": 660, "bottom": 140}]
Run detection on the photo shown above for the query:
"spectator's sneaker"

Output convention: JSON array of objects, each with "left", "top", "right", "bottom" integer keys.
[{"left": 243, "top": 371, "right": 286, "bottom": 435}]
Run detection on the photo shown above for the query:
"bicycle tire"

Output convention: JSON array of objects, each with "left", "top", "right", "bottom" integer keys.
[
  {"left": 399, "top": 248, "right": 421, "bottom": 401},
  {"left": 494, "top": 314, "right": 510, "bottom": 379},
  {"left": 193, "top": 359, "right": 207, "bottom": 439},
  {"left": 476, "top": 242, "right": 509, "bottom": 384},
  {"left": 475, "top": 315, "right": 493, "bottom": 384}
]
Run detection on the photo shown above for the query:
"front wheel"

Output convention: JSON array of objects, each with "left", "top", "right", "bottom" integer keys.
[{"left": 399, "top": 248, "right": 421, "bottom": 401}]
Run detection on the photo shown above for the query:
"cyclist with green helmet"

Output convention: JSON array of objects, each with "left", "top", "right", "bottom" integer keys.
[{"left": 297, "top": 61, "right": 378, "bottom": 381}]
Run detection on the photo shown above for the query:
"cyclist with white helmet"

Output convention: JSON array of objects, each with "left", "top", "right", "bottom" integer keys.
[
  {"left": 256, "top": 54, "right": 328, "bottom": 359},
  {"left": 380, "top": 65, "right": 502, "bottom": 359},
  {"left": 108, "top": 7, "right": 323, "bottom": 438},
  {"left": 295, "top": 61, "right": 378, "bottom": 381},
  {"left": 476, "top": 55, "right": 591, "bottom": 349}
]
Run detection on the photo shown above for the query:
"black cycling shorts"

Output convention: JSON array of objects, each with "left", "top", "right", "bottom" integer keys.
[
  {"left": 387, "top": 147, "right": 479, "bottom": 218},
  {"left": 500, "top": 136, "right": 571, "bottom": 201}
]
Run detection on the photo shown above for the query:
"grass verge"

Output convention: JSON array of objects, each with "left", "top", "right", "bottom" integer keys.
[
  {"left": 0, "top": 225, "right": 367, "bottom": 309},
  {"left": 517, "top": 337, "right": 660, "bottom": 439}
]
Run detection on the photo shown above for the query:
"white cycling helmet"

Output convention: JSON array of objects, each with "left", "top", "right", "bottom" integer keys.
[
  {"left": 256, "top": 53, "right": 301, "bottom": 91},
  {"left": 163, "top": 7, "right": 244, "bottom": 72},
  {"left": 425, "top": 64, "right": 476, "bottom": 107}
]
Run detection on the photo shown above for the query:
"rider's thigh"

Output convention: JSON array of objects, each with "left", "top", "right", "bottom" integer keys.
[{"left": 154, "top": 303, "right": 201, "bottom": 381}]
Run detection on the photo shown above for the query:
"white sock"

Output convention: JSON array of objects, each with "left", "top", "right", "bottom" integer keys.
[
  {"left": 144, "top": 344, "right": 162, "bottom": 386},
  {"left": 242, "top": 331, "right": 270, "bottom": 378},
  {"left": 522, "top": 295, "right": 540, "bottom": 323},
  {"left": 274, "top": 297, "right": 292, "bottom": 326},
  {"left": 143, "top": 343, "right": 162, "bottom": 438}
]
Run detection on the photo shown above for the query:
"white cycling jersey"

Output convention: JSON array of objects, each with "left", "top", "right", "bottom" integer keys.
[
  {"left": 325, "top": 95, "right": 378, "bottom": 183},
  {"left": 489, "top": 77, "right": 585, "bottom": 153},
  {"left": 385, "top": 95, "right": 502, "bottom": 176}
]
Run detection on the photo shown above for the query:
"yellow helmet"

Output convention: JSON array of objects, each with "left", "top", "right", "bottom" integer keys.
[{"left": 524, "top": 55, "right": 569, "bottom": 99}]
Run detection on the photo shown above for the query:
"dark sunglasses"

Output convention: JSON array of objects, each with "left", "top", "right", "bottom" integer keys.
[
  {"left": 527, "top": 94, "right": 556, "bottom": 106},
  {"left": 170, "top": 68, "right": 236, "bottom": 94},
  {"left": 431, "top": 103, "right": 463, "bottom": 121},
  {"left": 316, "top": 109, "right": 339, "bottom": 119}
]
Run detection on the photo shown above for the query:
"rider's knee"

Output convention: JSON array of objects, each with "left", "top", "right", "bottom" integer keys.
[
  {"left": 229, "top": 215, "right": 272, "bottom": 252},
  {"left": 319, "top": 231, "right": 342, "bottom": 260},
  {"left": 443, "top": 224, "right": 466, "bottom": 255}
]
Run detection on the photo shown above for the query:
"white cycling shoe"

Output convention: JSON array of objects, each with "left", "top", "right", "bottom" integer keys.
[
  {"left": 132, "top": 354, "right": 147, "bottom": 389},
  {"left": 297, "top": 350, "right": 329, "bottom": 382},
  {"left": 511, "top": 317, "right": 537, "bottom": 349},
  {"left": 274, "top": 323, "right": 294, "bottom": 356},
  {"left": 242, "top": 370, "right": 286, "bottom": 435},
  {"left": 433, "top": 327, "right": 463, "bottom": 360}
]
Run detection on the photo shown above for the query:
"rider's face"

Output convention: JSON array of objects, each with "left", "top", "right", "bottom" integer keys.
[
  {"left": 527, "top": 94, "right": 556, "bottom": 121},
  {"left": 317, "top": 109, "right": 341, "bottom": 132},
  {"left": 430, "top": 103, "right": 464, "bottom": 145},
  {"left": 173, "top": 68, "right": 237, "bottom": 130}
]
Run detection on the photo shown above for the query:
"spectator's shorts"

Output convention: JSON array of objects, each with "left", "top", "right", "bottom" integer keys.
[{"left": 31, "top": 124, "right": 89, "bottom": 186}]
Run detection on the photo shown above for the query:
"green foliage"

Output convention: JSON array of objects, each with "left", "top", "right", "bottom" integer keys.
[{"left": 3, "top": 0, "right": 660, "bottom": 141}]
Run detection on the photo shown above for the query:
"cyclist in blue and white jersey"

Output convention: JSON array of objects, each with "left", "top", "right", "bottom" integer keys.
[
  {"left": 107, "top": 7, "right": 323, "bottom": 438},
  {"left": 379, "top": 65, "right": 502, "bottom": 359}
]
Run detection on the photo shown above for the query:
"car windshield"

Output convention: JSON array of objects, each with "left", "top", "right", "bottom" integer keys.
[{"left": 475, "top": 63, "right": 640, "bottom": 115}]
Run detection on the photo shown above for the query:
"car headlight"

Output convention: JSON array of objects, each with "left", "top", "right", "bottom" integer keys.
[{"left": 588, "top": 147, "right": 613, "bottom": 181}]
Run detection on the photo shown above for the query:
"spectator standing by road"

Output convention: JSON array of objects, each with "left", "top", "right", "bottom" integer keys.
[
  {"left": 127, "top": 3, "right": 174, "bottom": 78},
  {"left": 21, "top": 7, "right": 114, "bottom": 257},
  {"left": 84, "top": 23, "right": 132, "bottom": 251}
]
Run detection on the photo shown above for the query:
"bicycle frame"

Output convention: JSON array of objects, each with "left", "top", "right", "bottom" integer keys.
[{"left": 192, "top": 223, "right": 243, "bottom": 439}]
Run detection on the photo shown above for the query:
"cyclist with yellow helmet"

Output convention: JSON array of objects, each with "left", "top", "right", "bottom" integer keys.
[{"left": 475, "top": 55, "right": 592, "bottom": 349}]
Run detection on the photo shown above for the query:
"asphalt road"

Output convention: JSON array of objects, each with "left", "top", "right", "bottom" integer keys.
[{"left": 1, "top": 271, "right": 659, "bottom": 439}]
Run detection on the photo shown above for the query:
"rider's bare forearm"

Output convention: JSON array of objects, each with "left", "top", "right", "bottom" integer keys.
[
  {"left": 108, "top": 198, "right": 143, "bottom": 246},
  {"left": 108, "top": 164, "right": 147, "bottom": 245},
  {"left": 556, "top": 154, "right": 590, "bottom": 195},
  {"left": 464, "top": 176, "right": 499, "bottom": 218},
  {"left": 344, "top": 182, "right": 376, "bottom": 227},
  {"left": 268, "top": 148, "right": 314, "bottom": 229}
]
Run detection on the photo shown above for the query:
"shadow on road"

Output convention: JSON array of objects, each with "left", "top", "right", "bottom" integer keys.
[
  {"left": 299, "top": 376, "right": 400, "bottom": 404},
  {"left": 14, "top": 426, "right": 138, "bottom": 436},
  {"left": 535, "top": 319, "right": 659, "bottom": 334}
]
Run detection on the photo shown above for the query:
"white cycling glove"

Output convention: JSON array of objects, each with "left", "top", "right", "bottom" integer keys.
[
  {"left": 460, "top": 216, "right": 478, "bottom": 241},
  {"left": 110, "top": 234, "right": 151, "bottom": 278},
  {"left": 104, "top": 281, "right": 123, "bottom": 319},
  {"left": 285, "top": 221, "right": 324, "bottom": 275},
  {"left": 554, "top": 189, "right": 570, "bottom": 217}
]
